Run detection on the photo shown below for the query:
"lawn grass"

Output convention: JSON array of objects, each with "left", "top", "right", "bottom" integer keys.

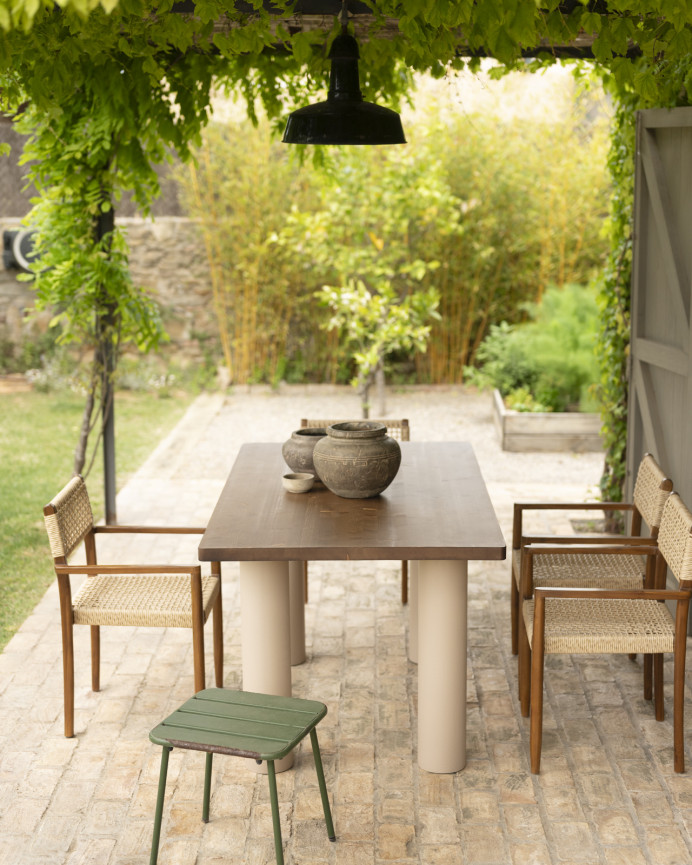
[{"left": 0, "top": 388, "right": 195, "bottom": 650}]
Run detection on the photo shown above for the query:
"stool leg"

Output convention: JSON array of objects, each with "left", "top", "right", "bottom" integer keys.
[
  {"left": 203, "top": 752, "right": 213, "bottom": 823},
  {"left": 309, "top": 729, "right": 335, "bottom": 841},
  {"left": 266, "top": 760, "right": 284, "bottom": 865},
  {"left": 150, "top": 746, "right": 171, "bottom": 865}
]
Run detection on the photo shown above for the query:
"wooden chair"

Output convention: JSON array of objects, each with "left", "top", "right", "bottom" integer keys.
[
  {"left": 511, "top": 453, "right": 673, "bottom": 656},
  {"left": 300, "top": 418, "right": 411, "bottom": 603},
  {"left": 149, "top": 688, "right": 335, "bottom": 865},
  {"left": 519, "top": 491, "right": 692, "bottom": 774},
  {"left": 43, "top": 475, "right": 223, "bottom": 738}
]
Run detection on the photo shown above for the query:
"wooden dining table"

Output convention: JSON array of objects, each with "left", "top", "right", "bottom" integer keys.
[{"left": 199, "top": 440, "right": 506, "bottom": 773}]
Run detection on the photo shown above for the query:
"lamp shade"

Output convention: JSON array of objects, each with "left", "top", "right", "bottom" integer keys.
[{"left": 282, "top": 30, "right": 406, "bottom": 146}]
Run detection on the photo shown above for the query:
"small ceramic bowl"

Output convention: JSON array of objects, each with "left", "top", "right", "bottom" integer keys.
[{"left": 282, "top": 472, "right": 315, "bottom": 493}]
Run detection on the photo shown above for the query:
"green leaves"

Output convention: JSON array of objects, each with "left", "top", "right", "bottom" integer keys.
[{"left": 316, "top": 278, "right": 440, "bottom": 398}]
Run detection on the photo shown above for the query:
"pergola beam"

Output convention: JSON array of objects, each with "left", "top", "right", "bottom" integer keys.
[{"left": 171, "top": 0, "right": 638, "bottom": 61}]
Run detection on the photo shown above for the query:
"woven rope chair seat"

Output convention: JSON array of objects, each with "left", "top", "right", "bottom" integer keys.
[
  {"left": 512, "top": 548, "right": 645, "bottom": 590},
  {"left": 523, "top": 597, "right": 675, "bottom": 654},
  {"left": 73, "top": 574, "right": 219, "bottom": 628}
]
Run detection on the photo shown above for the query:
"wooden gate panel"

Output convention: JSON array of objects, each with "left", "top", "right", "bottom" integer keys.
[{"left": 628, "top": 109, "right": 692, "bottom": 622}]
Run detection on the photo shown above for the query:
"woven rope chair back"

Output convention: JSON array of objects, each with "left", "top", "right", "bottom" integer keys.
[
  {"left": 632, "top": 453, "right": 672, "bottom": 530},
  {"left": 44, "top": 476, "right": 94, "bottom": 560},
  {"left": 301, "top": 418, "right": 410, "bottom": 442},
  {"left": 657, "top": 493, "right": 692, "bottom": 586}
]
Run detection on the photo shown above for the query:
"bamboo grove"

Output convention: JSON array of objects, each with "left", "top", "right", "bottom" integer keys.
[{"left": 178, "top": 76, "right": 611, "bottom": 386}]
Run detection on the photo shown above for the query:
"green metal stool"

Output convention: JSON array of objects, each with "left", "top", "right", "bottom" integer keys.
[{"left": 149, "top": 688, "right": 335, "bottom": 865}]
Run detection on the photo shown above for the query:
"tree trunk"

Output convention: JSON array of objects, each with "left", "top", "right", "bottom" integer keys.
[
  {"left": 360, "top": 381, "right": 370, "bottom": 418},
  {"left": 95, "top": 205, "right": 118, "bottom": 524},
  {"left": 73, "top": 387, "right": 95, "bottom": 476},
  {"left": 375, "top": 360, "right": 386, "bottom": 416}
]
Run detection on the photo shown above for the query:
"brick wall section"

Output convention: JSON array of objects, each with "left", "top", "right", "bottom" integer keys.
[{"left": 0, "top": 216, "right": 214, "bottom": 359}]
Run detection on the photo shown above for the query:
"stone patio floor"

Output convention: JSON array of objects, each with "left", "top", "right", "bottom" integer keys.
[{"left": 1, "top": 384, "right": 691, "bottom": 865}]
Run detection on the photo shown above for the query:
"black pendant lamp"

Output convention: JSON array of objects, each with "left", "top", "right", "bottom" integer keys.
[{"left": 282, "top": 1, "right": 406, "bottom": 146}]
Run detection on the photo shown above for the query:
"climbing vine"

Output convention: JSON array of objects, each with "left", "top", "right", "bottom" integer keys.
[{"left": 593, "top": 98, "right": 635, "bottom": 513}]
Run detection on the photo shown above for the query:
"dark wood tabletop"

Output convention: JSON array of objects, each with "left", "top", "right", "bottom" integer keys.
[{"left": 198, "top": 442, "right": 507, "bottom": 562}]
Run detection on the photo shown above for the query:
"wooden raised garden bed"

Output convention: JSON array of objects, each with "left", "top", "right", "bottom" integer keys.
[{"left": 492, "top": 389, "right": 603, "bottom": 453}]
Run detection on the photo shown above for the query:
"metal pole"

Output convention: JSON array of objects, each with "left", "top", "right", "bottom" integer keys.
[{"left": 96, "top": 206, "right": 117, "bottom": 525}]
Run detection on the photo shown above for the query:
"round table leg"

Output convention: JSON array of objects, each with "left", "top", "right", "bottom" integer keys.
[
  {"left": 240, "top": 560, "right": 294, "bottom": 772},
  {"left": 417, "top": 559, "right": 468, "bottom": 773},
  {"left": 289, "top": 560, "right": 306, "bottom": 666},
  {"left": 408, "top": 560, "right": 419, "bottom": 664}
]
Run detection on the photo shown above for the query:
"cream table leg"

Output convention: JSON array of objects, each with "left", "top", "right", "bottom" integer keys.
[
  {"left": 417, "top": 559, "right": 468, "bottom": 773},
  {"left": 408, "top": 560, "right": 419, "bottom": 664},
  {"left": 289, "top": 560, "right": 306, "bottom": 666},
  {"left": 240, "top": 560, "right": 294, "bottom": 772}
]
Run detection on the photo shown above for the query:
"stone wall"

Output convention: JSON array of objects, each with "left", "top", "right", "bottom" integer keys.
[
  {"left": 122, "top": 217, "right": 215, "bottom": 363},
  {"left": 0, "top": 216, "right": 215, "bottom": 362}
]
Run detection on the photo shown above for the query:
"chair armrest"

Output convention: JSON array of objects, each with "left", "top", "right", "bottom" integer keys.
[
  {"left": 55, "top": 564, "right": 203, "bottom": 576},
  {"left": 512, "top": 501, "right": 634, "bottom": 547},
  {"left": 523, "top": 543, "right": 657, "bottom": 557},
  {"left": 520, "top": 535, "right": 654, "bottom": 547},
  {"left": 534, "top": 585, "right": 690, "bottom": 602},
  {"left": 93, "top": 526, "right": 205, "bottom": 535}
]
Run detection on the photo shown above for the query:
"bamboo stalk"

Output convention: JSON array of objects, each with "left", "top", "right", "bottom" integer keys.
[{"left": 190, "top": 154, "right": 235, "bottom": 381}]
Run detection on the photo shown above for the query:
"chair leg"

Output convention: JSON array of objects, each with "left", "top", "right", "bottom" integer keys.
[
  {"left": 304, "top": 562, "right": 308, "bottom": 604},
  {"left": 212, "top": 571, "right": 224, "bottom": 688},
  {"left": 511, "top": 566, "right": 519, "bottom": 656},
  {"left": 203, "top": 752, "right": 213, "bottom": 823},
  {"left": 58, "top": 580, "right": 75, "bottom": 738},
  {"left": 191, "top": 573, "right": 206, "bottom": 693},
  {"left": 401, "top": 561, "right": 408, "bottom": 605},
  {"left": 518, "top": 606, "right": 531, "bottom": 717},
  {"left": 91, "top": 625, "right": 100, "bottom": 692},
  {"left": 654, "top": 654, "right": 664, "bottom": 721},
  {"left": 192, "top": 630, "right": 206, "bottom": 692},
  {"left": 529, "top": 598, "right": 546, "bottom": 774},
  {"left": 673, "top": 610, "right": 688, "bottom": 773},
  {"left": 150, "top": 746, "right": 171, "bottom": 865},
  {"left": 643, "top": 653, "right": 652, "bottom": 701},
  {"left": 266, "top": 760, "right": 284, "bottom": 865},
  {"left": 310, "top": 729, "right": 335, "bottom": 841}
]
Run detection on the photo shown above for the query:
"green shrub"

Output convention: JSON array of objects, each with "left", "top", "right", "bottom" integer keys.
[
  {"left": 465, "top": 283, "right": 600, "bottom": 412},
  {"left": 0, "top": 329, "right": 59, "bottom": 375}
]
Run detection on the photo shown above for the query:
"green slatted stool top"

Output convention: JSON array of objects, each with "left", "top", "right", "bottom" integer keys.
[
  {"left": 150, "top": 687, "right": 328, "bottom": 758},
  {"left": 148, "top": 688, "right": 335, "bottom": 865}
]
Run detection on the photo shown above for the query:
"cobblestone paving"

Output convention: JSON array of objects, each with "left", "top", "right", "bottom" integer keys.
[{"left": 1, "top": 385, "right": 691, "bottom": 865}]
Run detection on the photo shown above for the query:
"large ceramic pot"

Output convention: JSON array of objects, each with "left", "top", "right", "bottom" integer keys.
[
  {"left": 282, "top": 428, "right": 327, "bottom": 477},
  {"left": 313, "top": 421, "right": 401, "bottom": 499}
]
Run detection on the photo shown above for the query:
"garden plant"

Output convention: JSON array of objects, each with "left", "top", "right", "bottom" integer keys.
[{"left": 466, "top": 282, "right": 601, "bottom": 414}]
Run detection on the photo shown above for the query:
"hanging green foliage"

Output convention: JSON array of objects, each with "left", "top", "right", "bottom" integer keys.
[{"left": 593, "top": 97, "right": 635, "bottom": 514}]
